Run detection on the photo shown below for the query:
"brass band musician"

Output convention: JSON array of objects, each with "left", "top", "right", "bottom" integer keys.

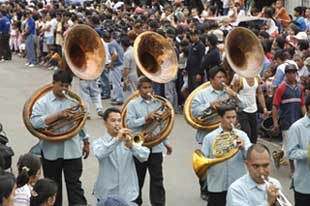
[{"left": 201, "top": 104, "right": 251, "bottom": 206}]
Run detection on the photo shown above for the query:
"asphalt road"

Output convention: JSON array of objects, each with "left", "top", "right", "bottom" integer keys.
[{"left": 0, "top": 55, "right": 294, "bottom": 206}]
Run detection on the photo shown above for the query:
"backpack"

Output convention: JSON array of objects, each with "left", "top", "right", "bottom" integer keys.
[{"left": 0, "top": 123, "right": 14, "bottom": 170}]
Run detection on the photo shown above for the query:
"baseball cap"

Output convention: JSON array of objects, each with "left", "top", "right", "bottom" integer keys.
[
  {"left": 304, "top": 57, "right": 310, "bottom": 66},
  {"left": 285, "top": 64, "right": 298, "bottom": 73}
]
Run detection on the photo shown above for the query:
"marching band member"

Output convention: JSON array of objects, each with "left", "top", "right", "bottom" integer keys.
[
  {"left": 191, "top": 66, "right": 242, "bottom": 200},
  {"left": 126, "top": 76, "right": 173, "bottom": 206},
  {"left": 30, "top": 69, "right": 89, "bottom": 206},
  {"left": 201, "top": 104, "right": 251, "bottom": 206},
  {"left": 288, "top": 95, "right": 310, "bottom": 206},
  {"left": 227, "top": 144, "right": 281, "bottom": 206},
  {"left": 92, "top": 107, "right": 150, "bottom": 204}
]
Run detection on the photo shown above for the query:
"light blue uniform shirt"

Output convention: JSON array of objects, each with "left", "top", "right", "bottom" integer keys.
[
  {"left": 192, "top": 84, "right": 245, "bottom": 144},
  {"left": 226, "top": 174, "right": 281, "bottom": 206},
  {"left": 125, "top": 96, "right": 168, "bottom": 153},
  {"left": 287, "top": 114, "right": 310, "bottom": 194},
  {"left": 30, "top": 91, "right": 89, "bottom": 160},
  {"left": 92, "top": 133, "right": 149, "bottom": 202},
  {"left": 201, "top": 126, "right": 251, "bottom": 192}
]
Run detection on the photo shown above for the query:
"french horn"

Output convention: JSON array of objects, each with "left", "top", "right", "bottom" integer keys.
[
  {"left": 23, "top": 24, "right": 105, "bottom": 141},
  {"left": 121, "top": 91, "right": 175, "bottom": 148},
  {"left": 192, "top": 131, "right": 239, "bottom": 180},
  {"left": 184, "top": 27, "right": 264, "bottom": 130}
]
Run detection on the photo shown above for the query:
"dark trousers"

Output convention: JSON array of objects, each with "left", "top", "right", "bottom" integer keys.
[
  {"left": 134, "top": 153, "right": 165, "bottom": 206},
  {"left": 188, "top": 74, "right": 203, "bottom": 93},
  {"left": 294, "top": 191, "right": 310, "bottom": 206},
  {"left": 207, "top": 191, "right": 227, "bottom": 206},
  {"left": 41, "top": 157, "right": 87, "bottom": 206},
  {"left": 238, "top": 111, "right": 258, "bottom": 143},
  {"left": 0, "top": 33, "right": 11, "bottom": 60}
]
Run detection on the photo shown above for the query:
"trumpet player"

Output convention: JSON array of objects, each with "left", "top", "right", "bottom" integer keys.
[
  {"left": 126, "top": 76, "right": 173, "bottom": 206},
  {"left": 201, "top": 104, "right": 251, "bottom": 206},
  {"left": 226, "top": 144, "right": 282, "bottom": 206},
  {"left": 92, "top": 107, "right": 150, "bottom": 204},
  {"left": 30, "top": 69, "right": 89, "bottom": 206},
  {"left": 287, "top": 95, "right": 310, "bottom": 206}
]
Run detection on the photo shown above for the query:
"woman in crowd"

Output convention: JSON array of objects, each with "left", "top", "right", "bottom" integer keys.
[{"left": 30, "top": 179, "right": 57, "bottom": 206}]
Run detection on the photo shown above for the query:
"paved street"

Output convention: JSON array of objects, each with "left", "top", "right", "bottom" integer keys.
[{"left": 0, "top": 55, "right": 294, "bottom": 206}]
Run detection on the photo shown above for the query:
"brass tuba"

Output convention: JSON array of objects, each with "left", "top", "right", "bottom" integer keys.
[
  {"left": 23, "top": 24, "right": 105, "bottom": 141},
  {"left": 133, "top": 31, "right": 178, "bottom": 83},
  {"left": 121, "top": 91, "right": 175, "bottom": 147},
  {"left": 192, "top": 131, "right": 239, "bottom": 180},
  {"left": 184, "top": 27, "right": 264, "bottom": 130}
]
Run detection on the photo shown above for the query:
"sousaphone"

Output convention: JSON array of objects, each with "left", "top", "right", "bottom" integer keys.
[
  {"left": 121, "top": 31, "right": 177, "bottom": 147},
  {"left": 23, "top": 24, "right": 106, "bottom": 142},
  {"left": 184, "top": 27, "right": 264, "bottom": 130}
]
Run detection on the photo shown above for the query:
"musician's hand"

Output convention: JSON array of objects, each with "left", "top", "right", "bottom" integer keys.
[
  {"left": 83, "top": 141, "right": 90, "bottom": 159},
  {"left": 263, "top": 109, "right": 270, "bottom": 119},
  {"left": 145, "top": 112, "right": 161, "bottom": 122},
  {"left": 225, "top": 86, "right": 237, "bottom": 98},
  {"left": 195, "top": 74, "right": 202, "bottom": 82},
  {"left": 116, "top": 128, "right": 131, "bottom": 141},
  {"left": 165, "top": 144, "right": 173, "bottom": 155},
  {"left": 235, "top": 137, "right": 244, "bottom": 150},
  {"left": 210, "top": 100, "right": 222, "bottom": 110},
  {"left": 266, "top": 184, "right": 278, "bottom": 206}
]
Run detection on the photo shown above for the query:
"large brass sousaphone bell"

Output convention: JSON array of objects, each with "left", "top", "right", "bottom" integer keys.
[
  {"left": 23, "top": 24, "right": 105, "bottom": 142},
  {"left": 134, "top": 31, "right": 178, "bottom": 83},
  {"left": 121, "top": 31, "right": 177, "bottom": 147},
  {"left": 184, "top": 27, "right": 264, "bottom": 130}
]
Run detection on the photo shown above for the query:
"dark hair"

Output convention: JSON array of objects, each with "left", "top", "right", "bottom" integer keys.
[
  {"left": 294, "top": 6, "right": 304, "bottom": 15},
  {"left": 52, "top": 69, "right": 73, "bottom": 84},
  {"left": 102, "top": 107, "right": 121, "bottom": 121},
  {"left": 246, "top": 143, "right": 271, "bottom": 160},
  {"left": 275, "top": 36, "right": 286, "bottom": 49},
  {"left": 137, "top": 76, "right": 152, "bottom": 88},
  {"left": 16, "top": 153, "right": 41, "bottom": 188},
  {"left": 298, "top": 40, "right": 309, "bottom": 51},
  {"left": 208, "top": 66, "right": 226, "bottom": 80},
  {"left": 120, "top": 36, "right": 131, "bottom": 48},
  {"left": 217, "top": 104, "right": 236, "bottom": 117},
  {"left": 30, "top": 179, "right": 58, "bottom": 206},
  {"left": 207, "top": 33, "right": 218, "bottom": 46},
  {"left": 305, "top": 95, "right": 310, "bottom": 111},
  {"left": 0, "top": 173, "right": 16, "bottom": 204},
  {"left": 274, "top": 50, "right": 286, "bottom": 61}
]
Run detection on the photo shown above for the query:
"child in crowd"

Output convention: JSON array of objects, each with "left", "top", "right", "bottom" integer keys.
[
  {"left": 14, "top": 153, "right": 41, "bottom": 206},
  {"left": 42, "top": 47, "right": 62, "bottom": 70},
  {"left": 10, "top": 22, "right": 20, "bottom": 54},
  {"left": 30, "top": 179, "right": 58, "bottom": 206},
  {"left": 0, "top": 173, "right": 16, "bottom": 206}
]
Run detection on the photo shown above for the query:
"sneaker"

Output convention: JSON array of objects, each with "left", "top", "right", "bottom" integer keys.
[
  {"left": 28, "top": 64, "right": 36, "bottom": 68},
  {"left": 39, "top": 61, "right": 45, "bottom": 65},
  {"left": 0, "top": 59, "right": 6, "bottom": 63},
  {"left": 48, "top": 66, "right": 54, "bottom": 70},
  {"left": 25, "top": 62, "right": 30, "bottom": 66}
]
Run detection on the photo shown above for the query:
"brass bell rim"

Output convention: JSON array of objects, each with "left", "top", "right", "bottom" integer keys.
[
  {"left": 23, "top": 84, "right": 87, "bottom": 142},
  {"left": 184, "top": 81, "right": 221, "bottom": 130},
  {"left": 133, "top": 31, "right": 178, "bottom": 84},
  {"left": 121, "top": 91, "right": 175, "bottom": 147},
  {"left": 224, "top": 27, "right": 264, "bottom": 78}
]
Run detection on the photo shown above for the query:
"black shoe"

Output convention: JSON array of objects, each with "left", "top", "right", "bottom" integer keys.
[
  {"left": 111, "top": 101, "right": 123, "bottom": 106},
  {"left": 97, "top": 111, "right": 104, "bottom": 117},
  {"left": 101, "top": 95, "right": 110, "bottom": 100},
  {"left": 87, "top": 116, "right": 91, "bottom": 120},
  {"left": 200, "top": 190, "right": 208, "bottom": 201}
]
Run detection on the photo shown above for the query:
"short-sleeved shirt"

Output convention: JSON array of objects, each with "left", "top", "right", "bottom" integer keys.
[
  {"left": 273, "top": 82, "right": 304, "bottom": 130},
  {"left": 123, "top": 46, "right": 137, "bottom": 81},
  {"left": 108, "top": 39, "right": 124, "bottom": 67},
  {"left": 0, "top": 17, "right": 10, "bottom": 34},
  {"left": 26, "top": 18, "right": 36, "bottom": 35}
]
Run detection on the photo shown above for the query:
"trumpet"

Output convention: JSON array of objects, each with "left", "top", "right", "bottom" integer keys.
[{"left": 261, "top": 175, "right": 293, "bottom": 206}]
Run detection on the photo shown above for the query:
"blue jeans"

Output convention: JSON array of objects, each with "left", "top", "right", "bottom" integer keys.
[
  {"left": 100, "top": 64, "right": 110, "bottom": 97},
  {"left": 26, "top": 34, "right": 36, "bottom": 64}
]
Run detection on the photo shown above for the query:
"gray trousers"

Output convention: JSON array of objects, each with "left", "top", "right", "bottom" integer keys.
[
  {"left": 100, "top": 64, "right": 111, "bottom": 97},
  {"left": 111, "top": 65, "right": 124, "bottom": 102},
  {"left": 25, "top": 34, "right": 36, "bottom": 64},
  {"left": 79, "top": 79, "right": 103, "bottom": 115}
]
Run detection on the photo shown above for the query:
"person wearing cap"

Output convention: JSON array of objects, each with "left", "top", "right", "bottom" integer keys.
[
  {"left": 272, "top": 64, "right": 306, "bottom": 171},
  {"left": 92, "top": 107, "right": 149, "bottom": 204},
  {"left": 200, "top": 33, "right": 221, "bottom": 79}
]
